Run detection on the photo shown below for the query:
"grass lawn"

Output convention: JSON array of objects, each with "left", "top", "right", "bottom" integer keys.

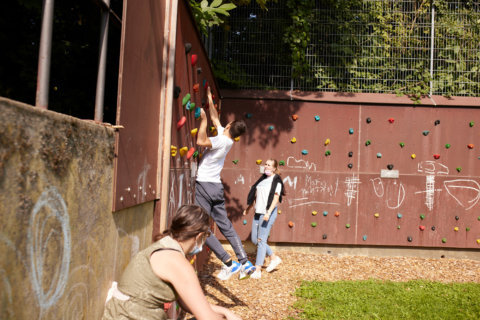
[{"left": 287, "top": 279, "right": 480, "bottom": 320}]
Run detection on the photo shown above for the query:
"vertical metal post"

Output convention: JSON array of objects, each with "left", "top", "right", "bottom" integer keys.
[
  {"left": 429, "top": 4, "right": 436, "bottom": 96},
  {"left": 36, "top": 0, "right": 55, "bottom": 110},
  {"left": 95, "top": 0, "right": 111, "bottom": 122}
]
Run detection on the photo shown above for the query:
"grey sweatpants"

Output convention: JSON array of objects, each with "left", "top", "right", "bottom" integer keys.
[{"left": 195, "top": 181, "right": 248, "bottom": 264}]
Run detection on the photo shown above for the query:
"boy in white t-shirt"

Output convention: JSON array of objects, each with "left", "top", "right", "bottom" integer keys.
[{"left": 195, "top": 86, "right": 255, "bottom": 280}]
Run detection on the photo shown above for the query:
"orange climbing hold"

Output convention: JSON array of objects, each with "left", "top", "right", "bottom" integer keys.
[
  {"left": 334, "top": 211, "right": 340, "bottom": 217},
  {"left": 288, "top": 221, "right": 294, "bottom": 228},
  {"left": 187, "top": 147, "right": 195, "bottom": 159},
  {"left": 292, "top": 114, "right": 299, "bottom": 121},
  {"left": 468, "top": 144, "right": 474, "bottom": 149},
  {"left": 193, "top": 83, "right": 200, "bottom": 92}
]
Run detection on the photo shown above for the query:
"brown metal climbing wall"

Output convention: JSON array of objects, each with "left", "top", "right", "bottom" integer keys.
[{"left": 219, "top": 91, "right": 480, "bottom": 249}]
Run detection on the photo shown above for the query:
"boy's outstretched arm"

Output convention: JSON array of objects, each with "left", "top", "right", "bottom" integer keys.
[
  {"left": 196, "top": 108, "right": 212, "bottom": 148},
  {"left": 207, "top": 86, "right": 221, "bottom": 129}
]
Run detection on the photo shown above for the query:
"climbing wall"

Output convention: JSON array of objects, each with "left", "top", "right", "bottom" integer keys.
[{"left": 219, "top": 97, "right": 480, "bottom": 249}]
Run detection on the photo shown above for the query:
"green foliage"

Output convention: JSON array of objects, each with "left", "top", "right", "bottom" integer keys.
[
  {"left": 288, "top": 279, "right": 480, "bottom": 320},
  {"left": 189, "top": 0, "right": 237, "bottom": 35}
]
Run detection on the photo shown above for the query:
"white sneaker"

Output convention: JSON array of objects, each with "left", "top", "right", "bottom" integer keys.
[
  {"left": 217, "top": 261, "right": 241, "bottom": 280},
  {"left": 238, "top": 260, "right": 256, "bottom": 280},
  {"left": 266, "top": 256, "right": 282, "bottom": 273},
  {"left": 250, "top": 269, "right": 261, "bottom": 279}
]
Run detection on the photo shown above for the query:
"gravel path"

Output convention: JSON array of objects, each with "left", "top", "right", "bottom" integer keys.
[{"left": 198, "top": 251, "right": 480, "bottom": 320}]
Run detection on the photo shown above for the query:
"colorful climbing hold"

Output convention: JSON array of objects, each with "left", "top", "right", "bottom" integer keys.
[
  {"left": 419, "top": 225, "right": 425, "bottom": 231},
  {"left": 191, "top": 128, "right": 198, "bottom": 137},
  {"left": 193, "top": 83, "right": 200, "bottom": 92},
  {"left": 194, "top": 107, "right": 201, "bottom": 119},
  {"left": 197, "top": 67, "right": 202, "bottom": 74},
  {"left": 234, "top": 137, "right": 240, "bottom": 142},
  {"left": 302, "top": 149, "right": 308, "bottom": 155},
  {"left": 466, "top": 227, "right": 470, "bottom": 231},
  {"left": 312, "top": 211, "right": 318, "bottom": 216},
  {"left": 434, "top": 120, "right": 440, "bottom": 126},
  {"left": 397, "top": 213, "right": 402, "bottom": 219},
  {"left": 349, "top": 128, "right": 354, "bottom": 134},
  {"left": 324, "top": 138, "right": 330, "bottom": 146},
  {"left": 323, "top": 211, "right": 328, "bottom": 216},
  {"left": 184, "top": 42, "right": 192, "bottom": 53},
  {"left": 292, "top": 114, "right": 299, "bottom": 121},
  {"left": 314, "top": 115, "right": 320, "bottom": 121},
  {"left": 256, "top": 159, "right": 262, "bottom": 165},
  {"left": 288, "top": 221, "right": 294, "bottom": 228},
  {"left": 442, "top": 238, "right": 447, "bottom": 243},
  {"left": 388, "top": 118, "right": 395, "bottom": 123},
  {"left": 362, "top": 235, "right": 367, "bottom": 241},
  {"left": 365, "top": 140, "right": 371, "bottom": 146},
  {"left": 433, "top": 154, "right": 440, "bottom": 159},
  {"left": 291, "top": 137, "right": 297, "bottom": 143},
  {"left": 470, "top": 121, "right": 475, "bottom": 127},
  {"left": 179, "top": 146, "right": 188, "bottom": 157},
  {"left": 454, "top": 227, "right": 459, "bottom": 232},
  {"left": 325, "top": 150, "right": 331, "bottom": 156},
  {"left": 268, "top": 125, "right": 274, "bottom": 131},
  {"left": 279, "top": 160, "right": 285, "bottom": 166},
  {"left": 245, "top": 113, "right": 253, "bottom": 119},
  {"left": 422, "top": 130, "right": 430, "bottom": 136},
  {"left": 411, "top": 154, "right": 416, "bottom": 159},
  {"left": 243, "top": 219, "right": 247, "bottom": 225},
  {"left": 334, "top": 211, "right": 340, "bottom": 217},
  {"left": 187, "top": 147, "right": 195, "bottom": 159},
  {"left": 468, "top": 144, "right": 474, "bottom": 149},
  {"left": 278, "top": 210, "right": 282, "bottom": 214},
  {"left": 346, "top": 224, "right": 351, "bottom": 228},
  {"left": 374, "top": 213, "right": 380, "bottom": 218},
  {"left": 445, "top": 143, "right": 451, "bottom": 149},
  {"left": 182, "top": 93, "right": 191, "bottom": 106},
  {"left": 420, "top": 214, "right": 425, "bottom": 220},
  {"left": 397, "top": 225, "right": 401, "bottom": 229},
  {"left": 399, "top": 142, "right": 405, "bottom": 148},
  {"left": 193, "top": 151, "right": 199, "bottom": 158},
  {"left": 170, "top": 146, "right": 177, "bottom": 157},
  {"left": 376, "top": 153, "right": 382, "bottom": 158},
  {"left": 456, "top": 167, "right": 462, "bottom": 172},
  {"left": 191, "top": 54, "right": 198, "bottom": 66},
  {"left": 311, "top": 222, "right": 317, "bottom": 227},
  {"left": 232, "top": 160, "right": 239, "bottom": 164},
  {"left": 477, "top": 239, "right": 480, "bottom": 244},
  {"left": 176, "top": 116, "right": 186, "bottom": 130}
]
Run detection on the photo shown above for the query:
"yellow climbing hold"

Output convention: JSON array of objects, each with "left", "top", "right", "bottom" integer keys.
[
  {"left": 179, "top": 146, "right": 188, "bottom": 157},
  {"left": 234, "top": 136, "right": 240, "bottom": 142},
  {"left": 170, "top": 146, "right": 177, "bottom": 157},
  {"left": 256, "top": 159, "right": 262, "bottom": 165},
  {"left": 374, "top": 213, "right": 380, "bottom": 218},
  {"left": 190, "top": 128, "right": 198, "bottom": 137},
  {"left": 454, "top": 226, "right": 459, "bottom": 232},
  {"left": 324, "top": 138, "right": 330, "bottom": 146},
  {"left": 312, "top": 210, "right": 318, "bottom": 216},
  {"left": 278, "top": 210, "right": 281, "bottom": 214},
  {"left": 291, "top": 137, "right": 297, "bottom": 143},
  {"left": 411, "top": 154, "right": 416, "bottom": 159}
]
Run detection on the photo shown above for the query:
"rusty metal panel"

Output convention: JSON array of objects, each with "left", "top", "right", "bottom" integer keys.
[
  {"left": 220, "top": 93, "right": 480, "bottom": 249},
  {"left": 113, "top": 0, "right": 166, "bottom": 211}
]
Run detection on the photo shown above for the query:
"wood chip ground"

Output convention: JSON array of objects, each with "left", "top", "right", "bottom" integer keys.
[{"left": 196, "top": 251, "right": 480, "bottom": 320}]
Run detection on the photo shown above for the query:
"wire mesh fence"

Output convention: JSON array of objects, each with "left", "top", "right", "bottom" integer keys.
[{"left": 207, "top": 0, "right": 480, "bottom": 97}]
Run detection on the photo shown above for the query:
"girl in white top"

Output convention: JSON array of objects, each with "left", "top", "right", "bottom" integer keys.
[{"left": 243, "top": 159, "right": 285, "bottom": 279}]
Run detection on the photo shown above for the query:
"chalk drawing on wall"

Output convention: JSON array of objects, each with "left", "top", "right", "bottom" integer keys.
[
  {"left": 27, "top": 187, "right": 71, "bottom": 313},
  {"left": 283, "top": 176, "right": 298, "bottom": 190},
  {"left": 234, "top": 174, "right": 245, "bottom": 185},
  {"left": 370, "top": 178, "right": 405, "bottom": 209},
  {"left": 344, "top": 174, "right": 361, "bottom": 206},
  {"left": 137, "top": 162, "right": 151, "bottom": 202},
  {"left": 286, "top": 156, "right": 316, "bottom": 171},
  {"left": 416, "top": 161, "right": 448, "bottom": 211},
  {"left": 444, "top": 179, "right": 480, "bottom": 210}
]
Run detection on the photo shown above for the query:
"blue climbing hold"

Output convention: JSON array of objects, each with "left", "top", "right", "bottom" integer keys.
[
  {"left": 314, "top": 115, "right": 320, "bottom": 121},
  {"left": 302, "top": 149, "right": 308, "bottom": 155}
]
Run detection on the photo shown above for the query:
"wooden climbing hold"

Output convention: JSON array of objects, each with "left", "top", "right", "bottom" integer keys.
[
  {"left": 170, "top": 146, "right": 177, "bottom": 157},
  {"left": 256, "top": 159, "right": 262, "bottom": 165},
  {"left": 191, "top": 54, "right": 198, "bottom": 66},
  {"left": 176, "top": 116, "right": 186, "bottom": 130},
  {"left": 288, "top": 221, "right": 294, "bottom": 228},
  {"left": 187, "top": 147, "right": 195, "bottom": 159},
  {"left": 179, "top": 147, "right": 188, "bottom": 157},
  {"left": 292, "top": 114, "right": 299, "bottom": 121}
]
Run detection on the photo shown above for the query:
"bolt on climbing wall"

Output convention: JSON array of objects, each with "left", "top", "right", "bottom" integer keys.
[{"left": 220, "top": 98, "right": 480, "bottom": 249}]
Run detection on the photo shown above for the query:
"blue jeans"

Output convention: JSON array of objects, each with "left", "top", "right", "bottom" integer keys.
[{"left": 251, "top": 208, "right": 278, "bottom": 267}]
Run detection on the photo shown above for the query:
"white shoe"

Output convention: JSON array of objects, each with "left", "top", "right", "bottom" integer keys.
[
  {"left": 266, "top": 256, "right": 282, "bottom": 273},
  {"left": 217, "top": 261, "right": 241, "bottom": 280},
  {"left": 250, "top": 269, "right": 261, "bottom": 279}
]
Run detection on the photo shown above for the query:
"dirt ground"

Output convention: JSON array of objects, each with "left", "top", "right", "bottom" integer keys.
[{"left": 197, "top": 250, "right": 480, "bottom": 320}]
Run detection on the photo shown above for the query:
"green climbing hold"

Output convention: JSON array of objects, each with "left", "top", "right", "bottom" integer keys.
[
  {"left": 420, "top": 214, "right": 425, "bottom": 220},
  {"left": 346, "top": 223, "right": 350, "bottom": 228},
  {"left": 232, "top": 160, "right": 239, "bottom": 164},
  {"left": 311, "top": 222, "right": 317, "bottom": 227},
  {"left": 279, "top": 160, "right": 285, "bottom": 166},
  {"left": 325, "top": 150, "right": 331, "bottom": 156},
  {"left": 442, "top": 238, "right": 447, "bottom": 243},
  {"left": 182, "top": 93, "right": 191, "bottom": 106},
  {"left": 445, "top": 143, "right": 451, "bottom": 149},
  {"left": 365, "top": 140, "right": 371, "bottom": 146},
  {"left": 470, "top": 121, "right": 475, "bottom": 127},
  {"left": 399, "top": 142, "right": 405, "bottom": 148},
  {"left": 193, "top": 151, "right": 199, "bottom": 158},
  {"left": 456, "top": 167, "right": 462, "bottom": 172},
  {"left": 466, "top": 227, "right": 471, "bottom": 231}
]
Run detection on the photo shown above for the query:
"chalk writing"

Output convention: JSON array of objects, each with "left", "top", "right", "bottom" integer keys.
[
  {"left": 234, "top": 174, "right": 245, "bottom": 185},
  {"left": 444, "top": 179, "right": 480, "bottom": 210},
  {"left": 344, "top": 175, "right": 361, "bottom": 206},
  {"left": 283, "top": 176, "right": 298, "bottom": 190},
  {"left": 416, "top": 161, "right": 448, "bottom": 211},
  {"left": 286, "top": 156, "right": 316, "bottom": 171}
]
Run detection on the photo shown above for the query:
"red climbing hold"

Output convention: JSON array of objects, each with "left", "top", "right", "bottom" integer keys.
[
  {"left": 176, "top": 116, "right": 186, "bottom": 130},
  {"left": 191, "top": 54, "right": 198, "bottom": 66},
  {"left": 468, "top": 144, "right": 474, "bottom": 149},
  {"left": 433, "top": 154, "right": 440, "bottom": 159},
  {"left": 419, "top": 225, "right": 426, "bottom": 231},
  {"left": 193, "top": 83, "right": 199, "bottom": 92},
  {"left": 388, "top": 118, "right": 395, "bottom": 123},
  {"left": 187, "top": 147, "right": 195, "bottom": 159}
]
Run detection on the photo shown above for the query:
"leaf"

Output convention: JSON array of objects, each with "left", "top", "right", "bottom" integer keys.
[
  {"left": 218, "top": 3, "right": 236, "bottom": 11},
  {"left": 200, "top": 0, "right": 208, "bottom": 10},
  {"left": 211, "top": 0, "right": 222, "bottom": 8}
]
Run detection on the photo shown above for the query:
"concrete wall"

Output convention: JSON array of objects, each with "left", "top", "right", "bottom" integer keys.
[{"left": 0, "top": 98, "right": 153, "bottom": 319}]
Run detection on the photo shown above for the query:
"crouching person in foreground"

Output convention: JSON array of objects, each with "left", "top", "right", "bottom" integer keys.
[{"left": 103, "top": 204, "right": 242, "bottom": 320}]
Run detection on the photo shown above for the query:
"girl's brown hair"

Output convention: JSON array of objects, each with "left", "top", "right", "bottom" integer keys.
[
  {"left": 267, "top": 158, "right": 280, "bottom": 175},
  {"left": 154, "top": 205, "right": 211, "bottom": 242}
]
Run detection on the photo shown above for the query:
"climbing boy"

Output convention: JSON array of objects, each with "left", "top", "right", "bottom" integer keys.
[{"left": 195, "top": 86, "right": 255, "bottom": 280}]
